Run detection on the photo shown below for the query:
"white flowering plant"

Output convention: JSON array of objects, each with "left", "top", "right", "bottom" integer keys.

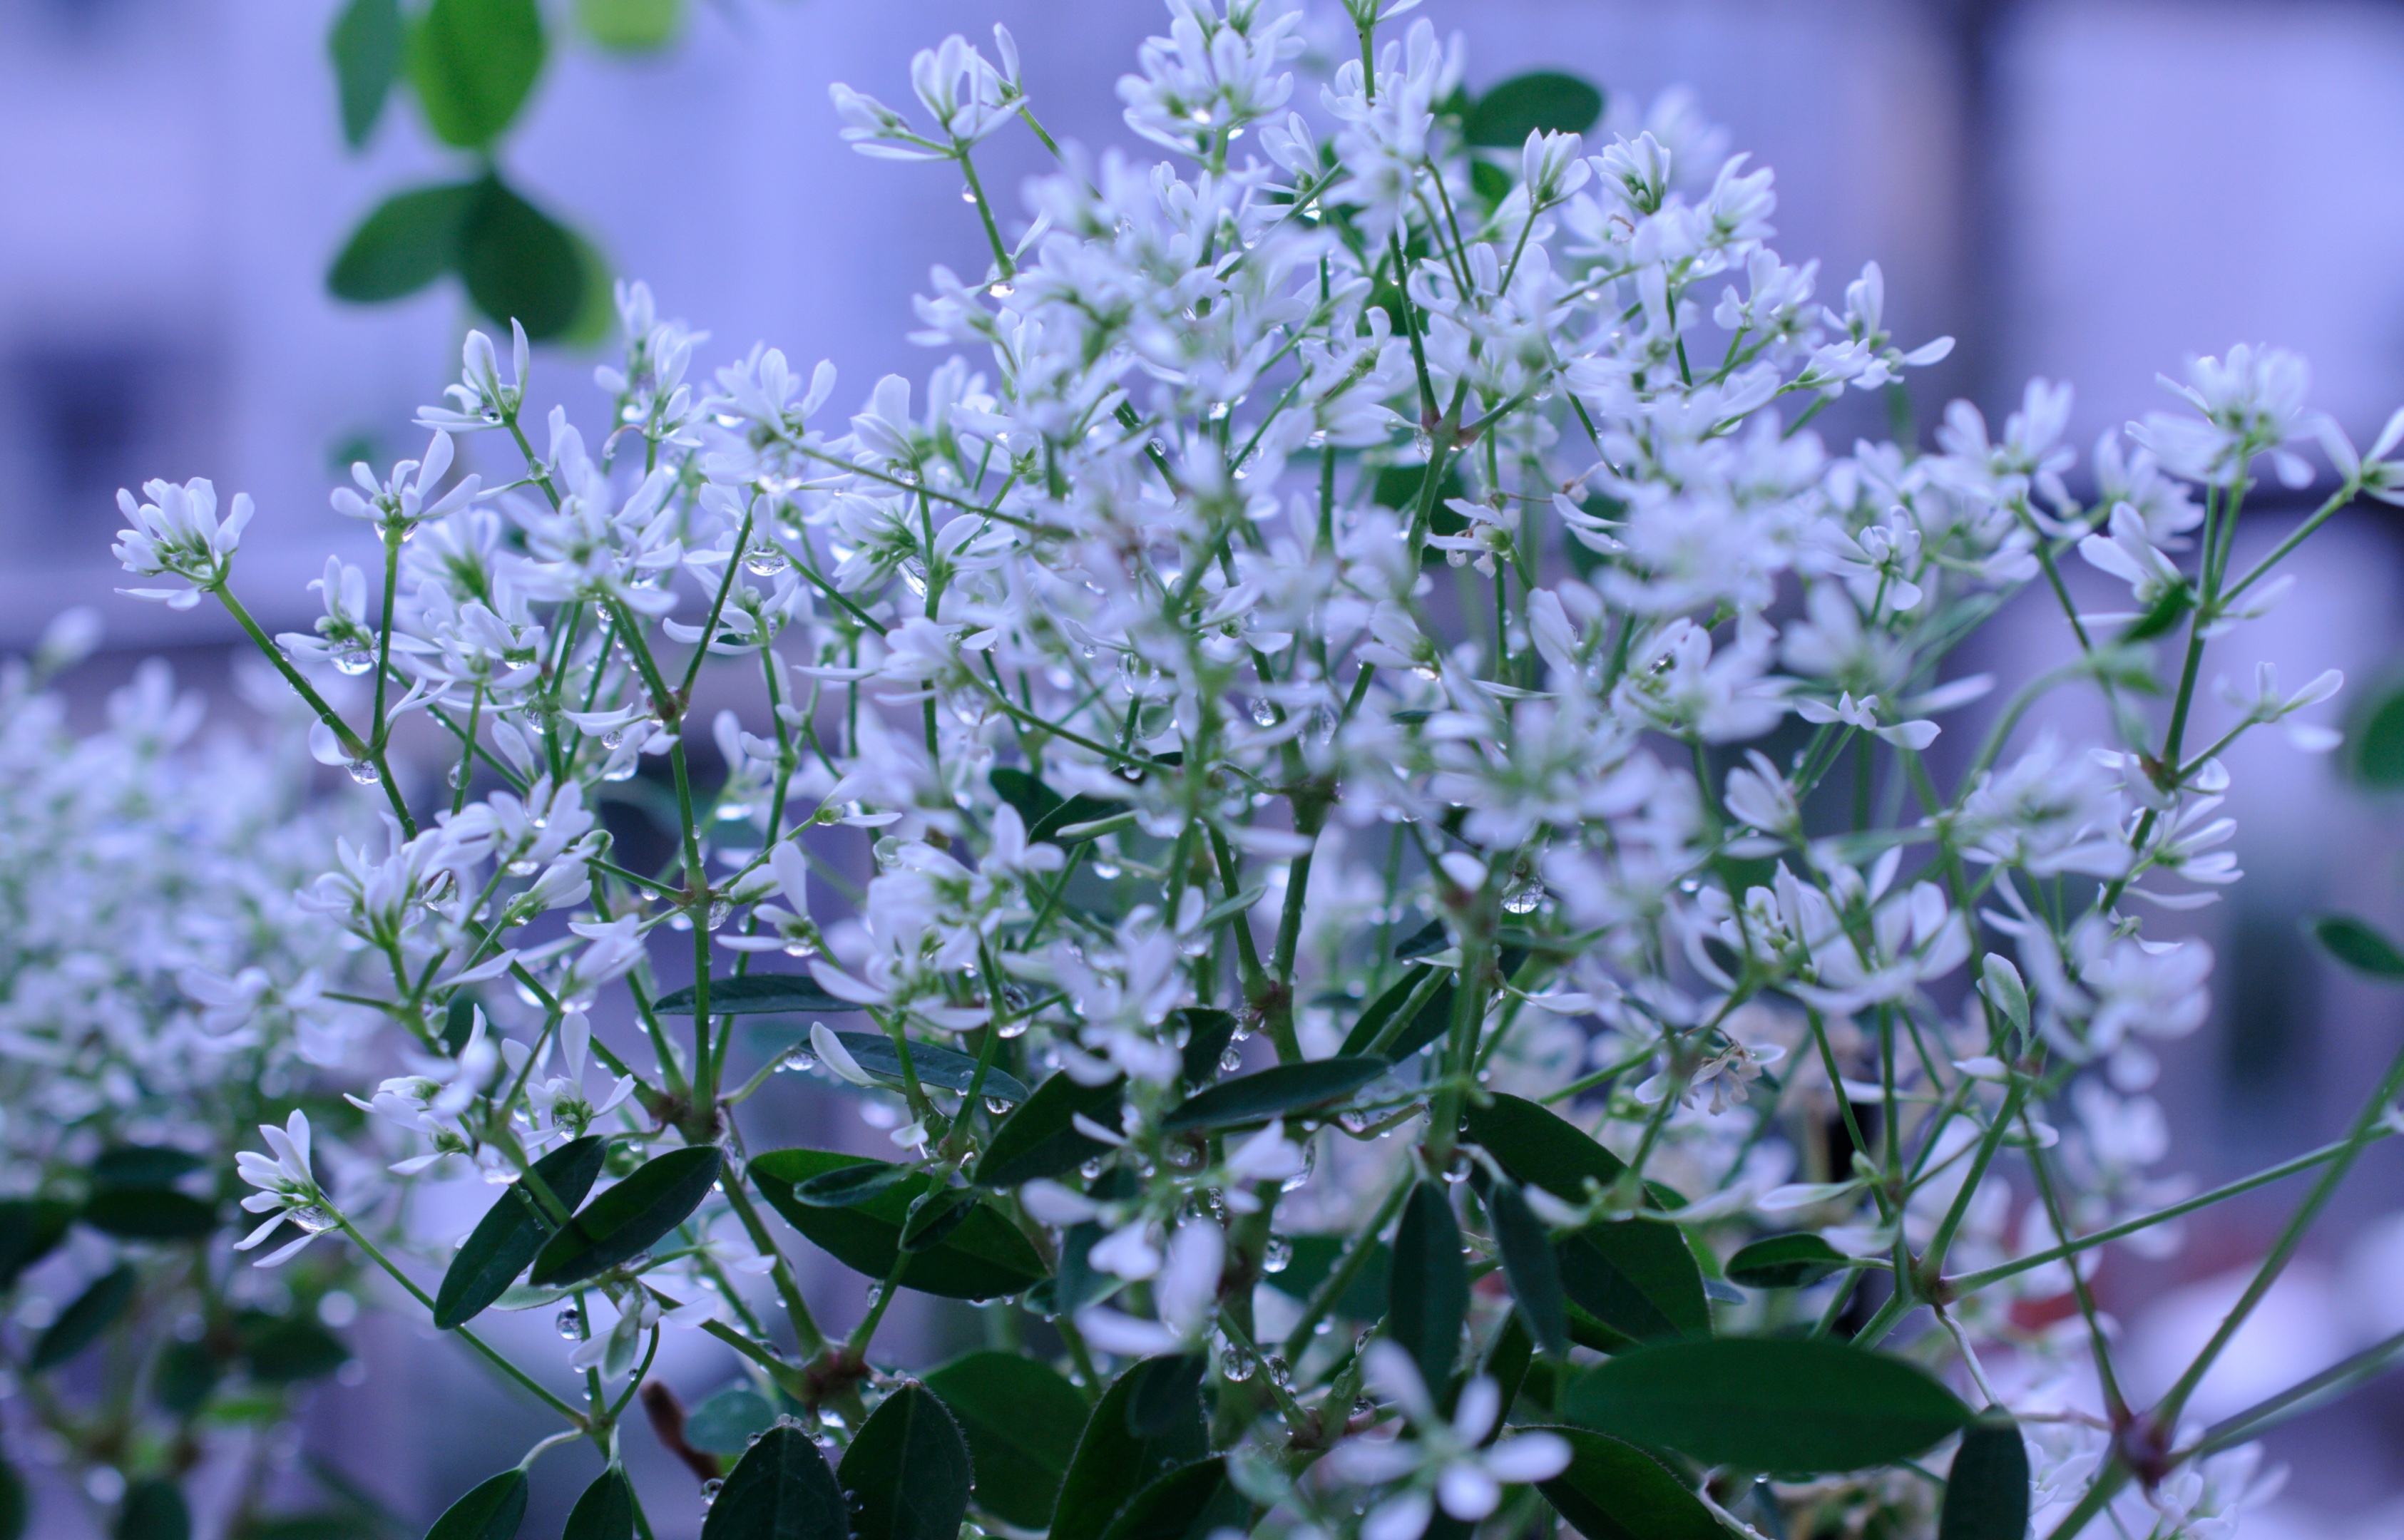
[{"left": 93, "top": 3, "right": 2404, "bottom": 1538}]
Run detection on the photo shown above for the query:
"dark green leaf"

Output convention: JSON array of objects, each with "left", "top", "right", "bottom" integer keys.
[
  {"left": 688, "top": 1388, "right": 778, "bottom": 1454},
  {"left": 898, "top": 1188, "right": 977, "bottom": 1253},
  {"left": 2354, "top": 681, "right": 2404, "bottom": 787},
  {"left": 1485, "top": 1179, "right": 1567, "bottom": 1357},
  {"left": 973, "top": 1072, "right": 1124, "bottom": 1189},
  {"left": 91, "top": 1146, "right": 206, "bottom": 1190},
  {"left": 790, "top": 1164, "right": 915, "bottom": 1209},
  {"left": 701, "top": 1424, "right": 846, "bottom": 1540},
  {"left": 1387, "top": 1181, "right": 1468, "bottom": 1390},
  {"left": 1727, "top": 1233, "right": 1849, "bottom": 1290},
  {"left": 1463, "top": 71, "right": 1605, "bottom": 147},
  {"left": 1177, "top": 1009, "right": 1240, "bottom": 1088},
  {"left": 923, "top": 1351, "right": 1089, "bottom": 1530},
  {"left": 0, "top": 1457, "right": 22, "bottom": 1540},
  {"left": 1095, "top": 1459, "right": 1248, "bottom": 1540},
  {"left": 407, "top": 0, "right": 545, "bottom": 149},
  {"left": 329, "top": 0, "right": 404, "bottom": 147},
  {"left": 990, "top": 766, "right": 1060, "bottom": 827},
  {"left": 563, "top": 1469, "right": 634, "bottom": 1540},
  {"left": 153, "top": 1340, "right": 220, "bottom": 1417},
  {"left": 1466, "top": 1096, "right": 1710, "bottom": 1345},
  {"left": 751, "top": 1151, "right": 1047, "bottom": 1300},
  {"left": 1391, "top": 918, "right": 1451, "bottom": 960},
  {"left": 30, "top": 1264, "right": 137, "bottom": 1371},
  {"left": 839, "top": 1384, "right": 973, "bottom": 1540},
  {"left": 1339, "top": 972, "right": 1456, "bottom": 1062},
  {"left": 0, "top": 1199, "right": 72, "bottom": 1289},
  {"left": 1122, "top": 1355, "right": 1206, "bottom": 1439},
  {"left": 655, "top": 975, "right": 863, "bottom": 1016},
  {"left": 530, "top": 1145, "right": 721, "bottom": 1287},
  {"left": 240, "top": 1315, "right": 351, "bottom": 1383},
  {"left": 426, "top": 1471, "right": 527, "bottom": 1540},
  {"left": 435, "top": 1136, "right": 607, "bottom": 1328},
  {"left": 1050, "top": 1360, "right": 1209, "bottom": 1540},
  {"left": 1563, "top": 1337, "right": 1971, "bottom": 1472},
  {"left": 575, "top": 0, "right": 682, "bottom": 51},
  {"left": 1939, "top": 1413, "right": 2030, "bottom": 1540},
  {"left": 2309, "top": 913, "right": 2404, "bottom": 980},
  {"left": 82, "top": 1189, "right": 218, "bottom": 1242},
  {"left": 1027, "top": 789, "right": 1127, "bottom": 845},
  {"left": 1531, "top": 1427, "right": 1720, "bottom": 1540},
  {"left": 2119, "top": 581, "right": 2193, "bottom": 642},
  {"left": 1469, "top": 157, "right": 1513, "bottom": 205},
  {"left": 1262, "top": 1235, "right": 1388, "bottom": 1320},
  {"left": 1159, "top": 1057, "right": 1388, "bottom": 1132},
  {"left": 1481, "top": 1311, "right": 1535, "bottom": 1415},
  {"left": 831, "top": 1032, "right": 1030, "bottom": 1104},
  {"left": 114, "top": 1481, "right": 189, "bottom": 1540},
  {"left": 328, "top": 182, "right": 479, "bottom": 304},
  {"left": 444, "top": 995, "right": 480, "bottom": 1054},
  {"left": 457, "top": 178, "right": 585, "bottom": 342}
]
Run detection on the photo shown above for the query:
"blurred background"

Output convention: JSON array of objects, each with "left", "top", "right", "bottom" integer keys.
[{"left": 13, "top": 0, "right": 2404, "bottom": 1531}]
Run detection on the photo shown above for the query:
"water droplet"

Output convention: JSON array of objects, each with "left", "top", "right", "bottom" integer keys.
[
  {"left": 718, "top": 802, "right": 756, "bottom": 823},
  {"left": 446, "top": 763, "right": 467, "bottom": 790},
  {"left": 1091, "top": 859, "right": 1122, "bottom": 880},
  {"left": 346, "top": 759, "right": 381, "bottom": 786},
  {"left": 1206, "top": 401, "right": 1231, "bottom": 422},
  {"left": 998, "top": 1017, "right": 1029, "bottom": 1040},
  {"left": 987, "top": 281, "right": 1015, "bottom": 297},
  {"left": 698, "top": 1479, "right": 723, "bottom": 1511},
  {"left": 1078, "top": 1157, "right": 1105, "bottom": 1179},
  {"left": 961, "top": 186, "right": 980, "bottom": 204},
  {"left": 1249, "top": 698, "right": 1279, "bottom": 727},
  {"left": 1282, "top": 1141, "right": 1316, "bottom": 1192},
  {"left": 744, "top": 544, "right": 791, "bottom": 577},
  {"left": 506, "top": 857, "right": 540, "bottom": 878},
  {"left": 1219, "top": 1044, "right": 1243, "bottom": 1074},
  {"left": 1165, "top": 1142, "right": 1201, "bottom": 1170},
  {"left": 333, "top": 648, "right": 374, "bottom": 677},
  {"left": 556, "top": 1308, "right": 582, "bottom": 1339},
  {"left": 1220, "top": 1343, "right": 1257, "bottom": 1382},
  {"left": 707, "top": 899, "right": 733, "bottom": 931},
  {"left": 1502, "top": 883, "right": 1544, "bottom": 915},
  {"left": 780, "top": 1049, "right": 817, "bottom": 1074},
  {"left": 1264, "top": 1355, "right": 1292, "bottom": 1392},
  {"left": 601, "top": 726, "right": 628, "bottom": 750},
  {"left": 783, "top": 938, "right": 817, "bottom": 958},
  {"left": 983, "top": 1095, "right": 1014, "bottom": 1116},
  {"left": 1262, "top": 1235, "right": 1293, "bottom": 1273}
]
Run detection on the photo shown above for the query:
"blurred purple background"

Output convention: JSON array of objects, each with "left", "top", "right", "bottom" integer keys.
[{"left": 14, "top": 0, "right": 2404, "bottom": 1532}]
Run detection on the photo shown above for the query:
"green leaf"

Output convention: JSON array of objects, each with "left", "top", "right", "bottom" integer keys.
[
  {"left": 1468, "top": 157, "right": 1513, "bottom": 206},
  {"left": 576, "top": 0, "right": 683, "bottom": 51},
  {"left": 2354, "top": 680, "right": 2404, "bottom": 787},
  {"left": 1466, "top": 1095, "right": 1710, "bottom": 1345},
  {"left": 0, "top": 1199, "right": 72, "bottom": 1289},
  {"left": 1563, "top": 1337, "right": 1972, "bottom": 1472},
  {"left": 1387, "top": 1181, "right": 1468, "bottom": 1391},
  {"left": 30, "top": 1264, "right": 137, "bottom": 1371},
  {"left": 654, "top": 975, "right": 863, "bottom": 1016},
  {"left": 751, "top": 1151, "right": 1048, "bottom": 1300},
  {"left": 1939, "top": 1413, "right": 2030, "bottom": 1540},
  {"left": 2308, "top": 913, "right": 2404, "bottom": 980},
  {"left": 2119, "top": 580, "right": 2193, "bottom": 642},
  {"left": 839, "top": 1384, "right": 973, "bottom": 1540},
  {"left": 830, "top": 1032, "right": 1031, "bottom": 1104},
  {"left": 1122, "top": 1355, "right": 1206, "bottom": 1438},
  {"left": 1176, "top": 1008, "right": 1239, "bottom": 1088},
  {"left": 329, "top": 0, "right": 404, "bottom": 147},
  {"left": 1530, "top": 1427, "right": 1720, "bottom": 1540},
  {"left": 1462, "top": 71, "right": 1605, "bottom": 147},
  {"left": 240, "top": 1314, "right": 352, "bottom": 1383},
  {"left": 1030, "top": 794, "right": 1127, "bottom": 846},
  {"left": 425, "top": 1471, "right": 528, "bottom": 1540},
  {"left": 789, "top": 1164, "right": 916, "bottom": 1209},
  {"left": 1050, "top": 1360, "right": 1209, "bottom": 1540},
  {"left": 329, "top": 183, "right": 480, "bottom": 303},
  {"left": 531, "top": 1145, "right": 722, "bottom": 1287},
  {"left": 898, "top": 1188, "right": 978, "bottom": 1253},
  {"left": 975, "top": 1072, "right": 1125, "bottom": 1188},
  {"left": 457, "top": 178, "right": 586, "bottom": 342},
  {"left": 1095, "top": 1459, "right": 1248, "bottom": 1540},
  {"left": 82, "top": 1189, "right": 218, "bottom": 1241},
  {"left": 1339, "top": 972, "right": 1455, "bottom": 1061},
  {"left": 435, "top": 1136, "right": 608, "bottom": 1328},
  {"left": 1158, "top": 1057, "right": 1388, "bottom": 1132},
  {"left": 687, "top": 1388, "right": 779, "bottom": 1455},
  {"left": 153, "top": 1340, "right": 220, "bottom": 1417},
  {"left": 923, "top": 1352, "right": 1089, "bottom": 1530},
  {"left": 407, "top": 0, "right": 545, "bottom": 150},
  {"left": 1485, "top": 1178, "right": 1568, "bottom": 1357},
  {"left": 563, "top": 1469, "right": 634, "bottom": 1540},
  {"left": 1391, "top": 917, "right": 1451, "bottom": 960},
  {"left": 444, "top": 995, "right": 481, "bottom": 1054},
  {"left": 91, "top": 1146, "right": 206, "bottom": 1190},
  {"left": 701, "top": 1424, "right": 847, "bottom": 1540},
  {"left": 0, "top": 1457, "right": 23, "bottom": 1540},
  {"left": 990, "top": 766, "right": 1058, "bottom": 827},
  {"left": 114, "top": 1480, "right": 190, "bottom": 1540},
  {"left": 1727, "top": 1233, "right": 1849, "bottom": 1290}
]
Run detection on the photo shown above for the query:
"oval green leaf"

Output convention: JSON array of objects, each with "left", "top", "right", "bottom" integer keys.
[
  {"left": 973, "top": 1072, "right": 1123, "bottom": 1189},
  {"left": 457, "top": 178, "right": 584, "bottom": 342},
  {"left": 687, "top": 1388, "right": 778, "bottom": 1455},
  {"left": 1159, "top": 1057, "right": 1388, "bottom": 1133},
  {"left": 576, "top": 0, "right": 682, "bottom": 51},
  {"left": 1485, "top": 1179, "right": 1568, "bottom": 1357},
  {"left": 1463, "top": 71, "right": 1605, "bottom": 147},
  {"left": 530, "top": 1145, "right": 721, "bottom": 1288},
  {"left": 1050, "top": 1359, "right": 1208, "bottom": 1540},
  {"left": 82, "top": 1189, "right": 217, "bottom": 1241},
  {"left": 2309, "top": 913, "right": 2404, "bottom": 980},
  {"left": 1339, "top": 972, "right": 1454, "bottom": 1061},
  {"left": 330, "top": 0, "right": 404, "bottom": 147},
  {"left": 1727, "top": 1233, "right": 1849, "bottom": 1290},
  {"left": 1938, "top": 1413, "right": 2030, "bottom": 1540},
  {"left": 435, "top": 1136, "right": 608, "bottom": 1328},
  {"left": 1095, "top": 1459, "right": 1248, "bottom": 1540},
  {"left": 152, "top": 1340, "right": 220, "bottom": 1417},
  {"left": 655, "top": 974, "right": 863, "bottom": 1017},
  {"left": 328, "top": 182, "right": 479, "bottom": 303},
  {"left": 701, "top": 1424, "right": 846, "bottom": 1540},
  {"left": 425, "top": 1470, "right": 528, "bottom": 1540},
  {"left": 1563, "top": 1337, "right": 1972, "bottom": 1472},
  {"left": 0, "top": 1199, "right": 73, "bottom": 1290},
  {"left": 2354, "top": 681, "right": 2404, "bottom": 786},
  {"left": 923, "top": 1351, "right": 1089, "bottom": 1530},
  {"left": 1176, "top": 1008, "right": 1239, "bottom": 1088},
  {"left": 791, "top": 1163, "right": 915, "bottom": 1209},
  {"left": 240, "top": 1314, "right": 352, "bottom": 1382},
  {"left": 831, "top": 1032, "right": 1030, "bottom": 1104},
  {"left": 91, "top": 1146, "right": 205, "bottom": 1190},
  {"left": 750, "top": 1150, "right": 1046, "bottom": 1300},
  {"left": 1388, "top": 1181, "right": 1468, "bottom": 1391},
  {"left": 30, "top": 1264, "right": 137, "bottom": 1372},
  {"left": 839, "top": 1384, "right": 973, "bottom": 1540},
  {"left": 563, "top": 1469, "right": 634, "bottom": 1540},
  {"left": 898, "top": 1188, "right": 977, "bottom": 1253},
  {"left": 1530, "top": 1426, "right": 1720, "bottom": 1540},
  {"left": 407, "top": 0, "right": 545, "bottom": 150}
]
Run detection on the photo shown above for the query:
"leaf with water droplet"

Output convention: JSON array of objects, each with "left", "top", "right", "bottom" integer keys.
[
  {"left": 973, "top": 1072, "right": 1124, "bottom": 1189},
  {"left": 1174, "top": 1008, "right": 1239, "bottom": 1089},
  {"left": 701, "top": 1424, "right": 846, "bottom": 1540},
  {"left": 1158, "top": 1057, "right": 1388, "bottom": 1133},
  {"left": 751, "top": 1150, "right": 1048, "bottom": 1300},
  {"left": 924, "top": 1351, "right": 1088, "bottom": 1530},
  {"left": 434, "top": 1136, "right": 606, "bottom": 1328},
  {"left": 824, "top": 1032, "right": 1030, "bottom": 1104},
  {"left": 1484, "top": 1176, "right": 1569, "bottom": 1357},
  {"left": 1387, "top": 1181, "right": 1468, "bottom": 1391},
  {"left": 1726, "top": 1233, "right": 1849, "bottom": 1290},
  {"left": 531, "top": 1145, "right": 722, "bottom": 1288},
  {"left": 1095, "top": 1459, "right": 1249, "bottom": 1540},
  {"left": 653, "top": 975, "right": 864, "bottom": 1017},
  {"left": 839, "top": 1384, "right": 973, "bottom": 1540},
  {"left": 1530, "top": 1426, "right": 1719, "bottom": 1540},
  {"left": 1050, "top": 1360, "right": 1208, "bottom": 1540},
  {"left": 563, "top": 1469, "right": 634, "bottom": 1540},
  {"left": 687, "top": 1389, "right": 778, "bottom": 1456}
]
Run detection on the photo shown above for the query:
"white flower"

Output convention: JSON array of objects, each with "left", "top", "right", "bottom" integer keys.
[
  {"left": 234, "top": 1112, "right": 338, "bottom": 1267},
  {"left": 113, "top": 477, "right": 253, "bottom": 607},
  {"left": 1075, "top": 1220, "right": 1222, "bottom": 1354},
  {"left": 1326, "top": 1345, "right": 1570, "bottom": 1540}
]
